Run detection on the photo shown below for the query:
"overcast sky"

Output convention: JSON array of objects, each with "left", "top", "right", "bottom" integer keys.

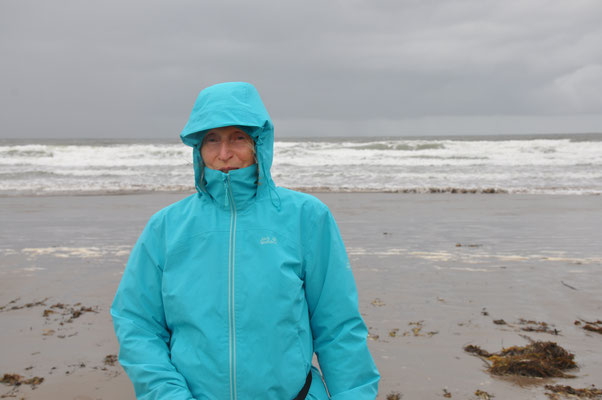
[{"left": 1, "top": 0, "right": 602, "bottom": 139}]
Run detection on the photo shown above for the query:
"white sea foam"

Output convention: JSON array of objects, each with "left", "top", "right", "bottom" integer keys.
[
  {"left": 1, "top": 135, "right": 601, "bottom": 195},
  {"left": 19, "top": 246, "right": 132, "bottom": 259},
  {"left": 22, "top": 267, "right": 46, "bottom": 272},
  {"left": 347, "top": 247, "right": 602, "bottom": 265}
]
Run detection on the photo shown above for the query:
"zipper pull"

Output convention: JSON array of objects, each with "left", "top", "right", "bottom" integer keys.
[{"left": 223, "top": 177, "right": 229, "bottom": 208}]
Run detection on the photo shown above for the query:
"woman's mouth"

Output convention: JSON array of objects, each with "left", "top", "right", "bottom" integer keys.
[{"left": 219, "top": 167, "right": 239, "bottom": 173}]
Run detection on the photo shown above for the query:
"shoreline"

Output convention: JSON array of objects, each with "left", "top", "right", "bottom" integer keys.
[{"left": 2, "top": 188, "right": 602, "bottom": 198}]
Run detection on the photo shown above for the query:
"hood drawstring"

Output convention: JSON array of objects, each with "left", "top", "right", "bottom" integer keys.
[
  {"left": 265, "top": 164, "right": 281, "bottom": 210},
  {"left": 255, "top": 137, "right": 281, "bottom": 210}
]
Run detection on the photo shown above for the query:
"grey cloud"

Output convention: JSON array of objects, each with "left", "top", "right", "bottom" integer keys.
[{"left": 1, "top": 0, "right": 601, "bottom": 138}]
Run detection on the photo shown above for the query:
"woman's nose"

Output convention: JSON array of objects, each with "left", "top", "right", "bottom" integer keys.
[{"left": 218, "top": 142, "right": 233, "bottom": 159}]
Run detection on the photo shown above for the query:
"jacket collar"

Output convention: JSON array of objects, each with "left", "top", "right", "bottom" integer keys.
[{"left": 204, "top": 164, "right": 258, "bottom": 210}]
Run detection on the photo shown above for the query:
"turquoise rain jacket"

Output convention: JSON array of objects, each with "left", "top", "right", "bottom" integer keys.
[{"left": 111, "top": 82, "right": 380, "bottom": 399}]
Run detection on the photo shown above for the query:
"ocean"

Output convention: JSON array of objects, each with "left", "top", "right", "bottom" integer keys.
[{"left": 1, "top": 134, "right": 601, "bottom": 196}]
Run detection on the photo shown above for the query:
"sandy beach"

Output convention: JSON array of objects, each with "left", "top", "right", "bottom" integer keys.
[{"left": 1, "top": 192, "right": 601, "bottom": 399}]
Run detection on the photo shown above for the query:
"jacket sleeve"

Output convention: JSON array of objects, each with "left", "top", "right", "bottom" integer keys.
[
  {"left": 303, "top": 205, "right": 380, "bottom": 399},
  {"left": 111, "top": 216, "right": 196, "bottom": 400}
]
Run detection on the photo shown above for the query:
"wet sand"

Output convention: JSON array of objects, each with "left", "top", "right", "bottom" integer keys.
[{"left": 1, "top": 193, "right": 601, "bottom": 399}]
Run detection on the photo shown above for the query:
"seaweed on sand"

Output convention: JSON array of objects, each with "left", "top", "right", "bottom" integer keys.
[
  {"left": 464, "top": 345, "right": 492, "bottom": 358},
  {"left": 583, "top": 324, "right": 602, "bottom": 334},
  {"left": 0, "top": 298, "right": 47, "bottom": 312},
  {"left": 104, "top": 354, "right": 118, "bottom": 366},
  {"left": 544, "top": 384, "right": 602, "bottom": 399},
  {"left": 1, "top": 373, "right": 44, "bottom": 388},
  {"left": 489, "top": 317, "right": 560, "bottom": 335},
  {"left": 43, "top": 303, "right": 98, "bottom": 323},
  {"left": 575, "top": 319, "right": 602, "bottom": 335},
  {"left": 402, "top": 321, "right": 438, "bottom": 337},
  {"left": 474, "top": 390, "right": 494, "bottom": 399},
  {"left": 518, "top": 319, "right": 560, "bottom": 335},
  {"left": 463, "top": 341, "right": 577, "bottom": 378}
]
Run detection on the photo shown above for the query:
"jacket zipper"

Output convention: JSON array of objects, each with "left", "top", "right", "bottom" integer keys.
[{"left": 226, "top": 175, "right": 237, "bottom": 400}]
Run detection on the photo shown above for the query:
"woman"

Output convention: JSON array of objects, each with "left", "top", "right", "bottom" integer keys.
[{"left": 111, "top": 82, "right": 380, "bottom": 399}]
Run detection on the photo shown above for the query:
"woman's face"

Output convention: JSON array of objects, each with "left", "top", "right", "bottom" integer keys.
[{"left": 201, "top": 126, "right": 255, "bottom": 173}]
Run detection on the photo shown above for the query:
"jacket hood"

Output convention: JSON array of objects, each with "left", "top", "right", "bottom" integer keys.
[{"left": 180, "top": 82, "right": 275, "bottom": 199}]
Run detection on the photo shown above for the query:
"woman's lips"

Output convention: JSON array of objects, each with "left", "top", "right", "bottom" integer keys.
[{"left": 219, "top": 167, "right": 239, "bottom": 173}]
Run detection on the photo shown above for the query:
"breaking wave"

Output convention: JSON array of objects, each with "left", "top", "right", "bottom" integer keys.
[{"left": 1, "top": 135, "right": 601, "bottom": 196}]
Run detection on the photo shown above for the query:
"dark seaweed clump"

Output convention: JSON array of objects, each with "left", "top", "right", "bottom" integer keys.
[
  {"left": 464, "top": 341, "right": 576, "bottom": 378},
  {"left": 1, "top": 373, "right": 44, "bottom": 388},
  {"left": 104, "top": 354, "right": 118, "bottom": 366},
  {"left": 575, "top": 319, "right": 602, "bottom": 335}
]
